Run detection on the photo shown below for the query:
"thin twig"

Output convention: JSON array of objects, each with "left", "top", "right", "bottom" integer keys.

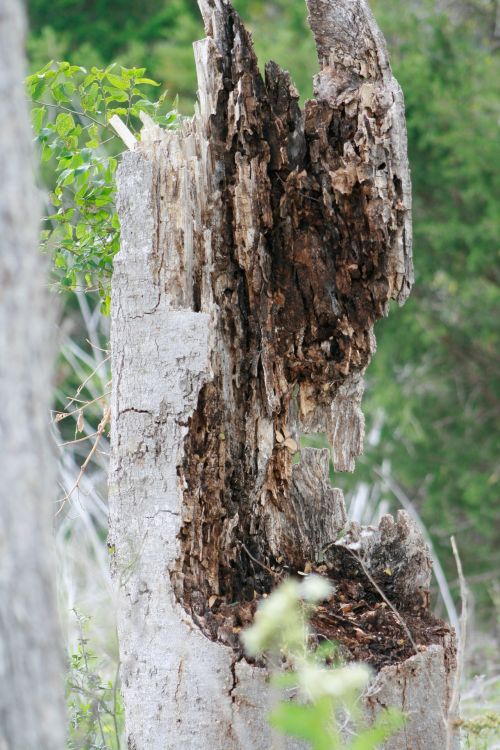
[
  {"left": 65, "top": 355, "right": 111, "bottom": 408},
  {"left": 57, "top": 430, "right": 99, "bottom": 447},
  {"left": 30, "top": 98, "right": 107, "bottom": 129},
  {"left": 56, "top": 406, "right": 111, "bottom": 516},
  {"left": 447, "top": 536, "right": 467, "bottom": 750},
  {"left": 86, "top": 338, "right": 110, "bottom": 355},
  {"left": 52, "top": 390, "right": 111, "bottom": 424},
  {"left": 67, "top": 681, "right": 115, "bottom": 717},
  {"left": 241, "top": 543, "right": 282, "bottom": 581},
  {"left": 345, "top": 547, "right": 419, "bottom": 655}
]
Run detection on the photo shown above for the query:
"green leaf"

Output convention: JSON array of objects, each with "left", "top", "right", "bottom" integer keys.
[
  {"left": 41, "top": 143, "right": 53, "bottom": 162},
  {"left": 55, "top": 112, "right": 75, "bottom": 137},
  {"left": 32, "top": 78, "right": 47, "bottom": 99},
  {"left": 31, "top": 106, "right": 46, "bottom": 133},
  {"left": 122, "top": 67, "right": 146, "bottom": 78},
  {"left": 101, "top": 295, "right": 111, "bottom": 316},
  {"left": 52, "top": 83, "right": 70, "bottom": 103},
  {"left": 136, "top": 78, "right": 161, "bottom": 86},
  {"left": 75, "top": 223, "right": 88, "bottom": 240},
  {"left": 38, "top": 60, "right": 55, "bottom": 75},
  {"left": 269, "top": 699, "right": 334, "bottom": 750},
  {"left": 54, "top": 253, "right": 67, "bottom": 269},
  {"left": 57, "top": 167, "right": 75, "bottom": 186},
  {"left": 74, "top": 165, "right": 90, "bottom": 178},
  {"left": 106, "top": 107, "right": 128, "bottom": 117},
  {"left": 105, "top": 73, "right": 130, "bottom": 90},
  {"left": 348, "top": 710, "right": 405, "bottom": 750},
  {"left": 104, "top": 89, "right": 129, "bottom": 103}
]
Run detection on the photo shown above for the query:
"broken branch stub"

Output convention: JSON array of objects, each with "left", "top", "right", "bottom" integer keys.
[{"left": 109, "top": 0, "right": 457, "bottom": 748}]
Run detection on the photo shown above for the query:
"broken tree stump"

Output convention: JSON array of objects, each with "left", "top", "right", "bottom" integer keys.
[{"left": 108, "top": 0, "right": 458, "bottom": 748}]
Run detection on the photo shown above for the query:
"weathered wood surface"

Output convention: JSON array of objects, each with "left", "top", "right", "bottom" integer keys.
[
  {"left": 109, "top": 0, "right": 457, "bottom": 748},
  {"left": 0, "top": 2, "right": 65, "bottom": 749}
]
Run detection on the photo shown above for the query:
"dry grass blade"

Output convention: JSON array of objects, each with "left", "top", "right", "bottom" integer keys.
[{"left": 448, "top": 535, "right": 468, "bottom": 750}]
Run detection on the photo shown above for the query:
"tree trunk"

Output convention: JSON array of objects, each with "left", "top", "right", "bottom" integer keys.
[
  {"left": 109, "top": 1, "right": 458, "bottom": 748},
  {"left": 0, "top": 2, "right": 66, "bottom": 749}
]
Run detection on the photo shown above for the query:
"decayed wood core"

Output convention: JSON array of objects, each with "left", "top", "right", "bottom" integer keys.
[
  {"left": 159, "top": 0, "right": 454, "bottom": 668},
  {"left": 109, "top": 2, "right": 459, "bottom": 747}
]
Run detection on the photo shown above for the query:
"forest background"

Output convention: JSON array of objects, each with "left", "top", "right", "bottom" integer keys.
[{"left": 27, "top": 0, "right": 499, "bottom": 695}]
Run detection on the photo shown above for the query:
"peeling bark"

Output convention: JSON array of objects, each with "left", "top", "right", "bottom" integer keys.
[{"left": 109, "top": 1, "right": 457, "bottom": 748}]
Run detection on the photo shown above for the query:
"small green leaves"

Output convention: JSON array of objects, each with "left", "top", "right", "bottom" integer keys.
[
  {"left": 27, "top": 61, "right": 178, "bottom": 309},
  {"left": 67, "top": 612, "right": 123, "bottom": 750}
]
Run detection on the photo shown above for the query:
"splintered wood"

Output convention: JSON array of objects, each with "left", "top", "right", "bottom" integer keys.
[
  {"left": 109, "top": 0, "right": 457, "bottom": 748},
  {"left": 176, "top": 0, "right": 414, "bottom": 617}
]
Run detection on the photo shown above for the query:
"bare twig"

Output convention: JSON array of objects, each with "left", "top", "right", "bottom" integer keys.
[
  {"left": 64, "top": 355, "right": 111, "bottom": 408},
  {"left": 346, "top": 547, "right": 419, "bottom": 655},
  {"left": 86, "top": 338, "right": 110, "bottom": 355},
  {"left": 57, "top": 430, "right": 100, "bottom": 447},
  {"left": 56, "top": 406, "right": 111, "bottom": 516},
  {"left": 30, "top": 98, "right": 107, "bottom": 129},
  {"left": 52, "top": 390, "right": 111, "bottom": 424},
  {"left": 447, "top": 536, "right": 467, "bottom": 750}
]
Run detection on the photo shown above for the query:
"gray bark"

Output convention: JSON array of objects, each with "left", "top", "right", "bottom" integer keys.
[
  {"left": 109, "top": 0, "right": 458, "bottom": 748},
  {"left": 0, "top": 2, "right": 66, "bottom": 749}
]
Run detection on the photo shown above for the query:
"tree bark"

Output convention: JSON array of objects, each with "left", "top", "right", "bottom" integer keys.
[
  {"left": 109, "top": 0, "right": 457, "bottom": 748},
  {"left": 0, "top": 2, "right": 66, "bottom": 749}
]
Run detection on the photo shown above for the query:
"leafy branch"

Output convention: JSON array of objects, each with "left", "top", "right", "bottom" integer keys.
[{"left": 26, "top": 61, "right": 178, "bottom": 312}]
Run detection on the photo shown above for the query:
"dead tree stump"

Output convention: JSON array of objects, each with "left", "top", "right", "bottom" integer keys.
[{"left": 109, "top": 1, "right": 458, "bottom": 747}]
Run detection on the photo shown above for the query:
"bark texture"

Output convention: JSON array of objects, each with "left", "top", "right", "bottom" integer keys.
[
  {"left": 0, "top": 2, "right": 66, "bottom": 749},
  {"left": 109, "top": 0, "right": 457, "bottom": 748}
]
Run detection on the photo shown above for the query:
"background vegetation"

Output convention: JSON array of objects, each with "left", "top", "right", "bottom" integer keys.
[{"left": 26, "top": 0, "right": 499, "bottom": 745}]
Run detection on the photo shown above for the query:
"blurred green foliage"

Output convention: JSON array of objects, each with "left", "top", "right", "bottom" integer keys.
[
  {"left": 243, "top": 576, "right": 404, "bottom": 749},
  {"left": 27, "top": 0, "right": 500, "bottom": 617}
]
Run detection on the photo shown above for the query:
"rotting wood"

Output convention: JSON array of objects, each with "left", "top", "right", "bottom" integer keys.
[
  {"left": 175, "top": 0, "right": 415, "bottom": 627},
  {"left": 109, "top": 0, "right": 458, "bottom": 748}
]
